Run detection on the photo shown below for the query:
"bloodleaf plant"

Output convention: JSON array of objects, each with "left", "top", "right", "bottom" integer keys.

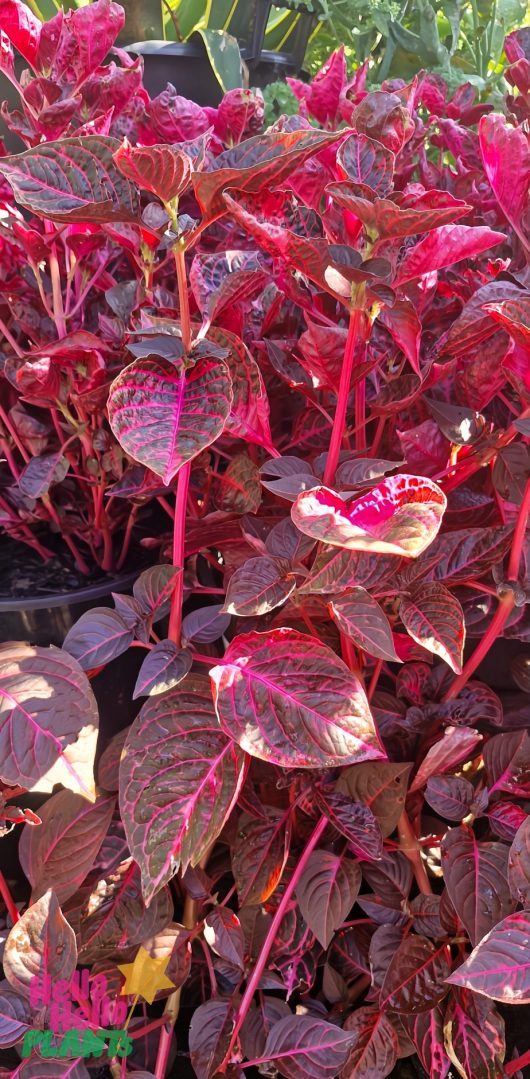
[{"left": 0, "top": 8, "right": 530, "bottom": 1079}]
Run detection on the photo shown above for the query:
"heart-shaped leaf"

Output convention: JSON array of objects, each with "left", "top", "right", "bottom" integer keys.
[
  {"left": 210, "top": 629, "right": 385, "bottom": 770},
  {"left": 108, "top": 354, "right": 232, "bottom": 484},
  {"left": 113, "top": 143, "right": 192, "bottom": 204},
  {"left": 63, "top": 608, "right": 134, "bottom": 671},
  {"left": 263, "top": 1014, "right": 355, "bottom": 1079},
  {"left": 400, "top": 582, "right": 465, "bottom": 673},
  {"left": 330, "top": 588, "right": 400, "bottom": 663},
  {"left": 424, "top": 776, "right": 477, "bottom": 822},
  {"left": 292, "top": 476, "right": 446, "bottom": 557},
  {"left": 4, "top": 891, "right": 77, "bottom": 996},
  {"left": 447, "top": 911, "right": 530, "bottom": 1002},
  {"left": 19, "top": 789, "right": 115, "bottom": 905},
  {"left": 295, "top": 851, "right": 361, "bottom": 948},
  {"left": 0, "top": 137, "right": 139, "bottom": 222},
  {"left": 119, "top": 676, "right": 246, "bottom": 903},
  {"left": 441, "top": 825, "right": 515, "bottom": 946},
  {"left": 0, "top": 643, "right": 98, "bottom": 799},
  {"left": 133, "top": 641, "right": 192, "bottom": 699}
]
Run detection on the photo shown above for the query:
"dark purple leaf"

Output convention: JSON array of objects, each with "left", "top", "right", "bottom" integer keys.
[
  {"left": 204, "top": 907, "right": 244, "bottom": 970},
  {"left": 315, "top": 789, "right": 383, "bottom": 861},
  {"left": 223, "top": 556, "right": 296, "bottom": 617},
  {"left": 262, "top": 1014, "right": 355, "bottom": 1079},
  {"left": 132, "top": 641, "right": 192, "bottom": 699},
  {"left": 401, "top": 1007, "right": 450, "bottom": 1079},
  {"left": 341, "top": 1006, "right": 398, "bottom": 1079},
  {"left": 119, "top": 675, "right": 246, "bottom": 903},
  {"left": 181, "top": 604, "right": 231, "bottom": 645},
  {"left": 133, "top": 564, "right": 180, "bottom": 622},
  {"left": 0, "top": 989, "right": 31, "bottom": 1049},
  {"left": 400, "top": 582, "right": 465, "bottom": 673},
  {"left": 3, "top": 891, "right": 76, "bottom": 995},
  {"left": 447, "top": 913, "right": 530, "bottom": 1003},
  {"left": 410, "top": 727, "right": 482, "bottom": 793},
  {"left": 63, "top": 608, "right": 134, "bottom": 670},
  {"left": 508, "top": 815, "right": 530, "bottom": 905},
  {"left": 231, "top": 808, "right": 291, "bottom": 906},
  {"left": 380, "top": 935, "right": 451, "bottom": 1013},
  {"left": 210, "top": 629, "right": 385, "bottom": 769},
  {"left": 295, "top": 851, "right": 361, "bottom": 948},
  {"left": 444, "top": 990, "right": 505, "bottom": 1078},
  {"left": 0, "top": 137, "right": 139, "bottom": 222},
  {"left": 441, "top": 825, "right": 515, "bottom": 946},
  {"left": 78, "top": 860, "right": 172, "bottom": 961},
  {"left": 18, "top": 452, "right": 69, "bottom": 499},
  {"left": 330, "top": 588, "right": 400, "bottom": 663},
  {"left": 188, "top": 1000, "right": 234, "bottom": 1079},
  {"left": 337, "top": 132, "right": 395, "bottom": 195},
  {"left": 425, "top": 775, "right": 477, "bottom": 821},
  {"left": 336, "top": 762, "right": 412, "bottom": 837},
  {"left": 483, "top": 730, "right": 530, "bottom": 797}
]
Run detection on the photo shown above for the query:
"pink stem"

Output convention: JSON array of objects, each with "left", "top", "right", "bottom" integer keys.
[
  {"left": 168, "top": 463, "right": 190, "bottom": 646},
  {"left": 323, "top": 309, "right": 360, "bottom": 488},
  {"left": 220, "top": 816, "right": 328, "bottom": 1070},
  {"left": 0, "top": 870, "right": 19, "bottom": 924},
  {"left": 397, "top": 811, "right": 432, "bottom": 895}
]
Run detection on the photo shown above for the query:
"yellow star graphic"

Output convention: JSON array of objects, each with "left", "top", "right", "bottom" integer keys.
[{"left": 117, "top": 946, "right": 175, "bottom": 1005}]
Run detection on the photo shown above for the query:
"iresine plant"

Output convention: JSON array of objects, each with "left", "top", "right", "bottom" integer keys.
[{"left": 0, "top": 5, "right": 530, "bottom": 1078}]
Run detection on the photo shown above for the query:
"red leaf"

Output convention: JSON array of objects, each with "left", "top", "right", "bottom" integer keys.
[
  {"left": 113, "top": 143, "right": 192, "bottom": 205},
  {"left": 291, "top": 476, "right": 446, "bottom": 557},
  {"left": 380, "top": 935, "right": 451, "bottom": 1013},
  {"left": 193, "top": 129, "right": 342, "bottom": 220},
  {"left": 207, "top": 326, "right": 272, "bottom": 451},
  {"left": 441, "top": 825, "right": 515, "bottom": 946},
  {"left": 0, "top": 137, "right": 139, "bottom": 223},
  {"left": 0, "top": 0, "right": 41, "bottom": 67},
  {"left": 447, "top": 912, "right": 530, "bottom": 1003},
  {"left": 108, "top": 354, "right": 232, "bottom": 484},
  {"left": 204, "top": 907, "right": 245, "bottom": 970},
  {"left": 400, "top": 582, "right": 465, "bottom": 673},
  {"left": 295, "top": 851, "right": 361, "bottom": 948},
  {"left": 444, "top": 990, "right": 506, "bottom": 1079},
  {"left": 410, "top": 726, "right": 483, "bottom": 792},
  {"left": 211, "top": 628, "right": 385, "bottom": 770},
  {"left": 337, "top": 132, "right": 395, "bottom": 195},
  {"left": 394, "top": 225, "right": 505, "bottom": 286},
  {"left": 119, "top": 676, "right": 247, "bottom": 903},
  {"left": 352, "top": 91, "right": 415, "bottom": 154},
  {"left": 231, "top": 808, "right": 291, "bottom": 906},
  {"left": 378, "top": 300, "right": 422, "bottom": 374},
  {"left": 480, "top": 112, "right": 530, "bottom": 254},
  {"left": 401, "top": 1007, "right": 450, "bottom": 1079}
]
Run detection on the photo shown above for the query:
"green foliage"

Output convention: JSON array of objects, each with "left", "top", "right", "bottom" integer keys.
[{"left": 262, "top": 78, "right": 300, "bottom": 124}]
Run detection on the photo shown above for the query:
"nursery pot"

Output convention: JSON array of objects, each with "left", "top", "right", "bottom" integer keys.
[
  {"left": 249, "top": 2, "right": 317, "bottom": 83},
  {"left": 0, "top": 566, "right": 142, "bottom": 741},
  {"left": 124, "top": 39, "right": 226, "bottom": 107}
]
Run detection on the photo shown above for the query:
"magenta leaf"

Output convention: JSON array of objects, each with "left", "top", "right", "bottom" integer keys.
[
  {"left": 262, "top": 1014, "right": 355, "bottom": 1079},
  {"left": 295, "top": 851, "right": 361, "bottom": 948},
  {"left": 441, "top": 825, "right": 515, "bottom": 946},
  {"left": 0, "top": 137, "right": 139, "bottom": 223},
  {"left": 210, "top": 628, "right": 385, "bottom": 770},
  {"left": 132, "top": 641, "right": 192, "bottom": 699},
  {"left": 480, "top": 112, "right": 530, "bottom": 254},
  {"left": 447, "top": 912, "right": 530, "bottom": 1003},
  {"left": 400, "top": 582, "right": 465, "bottom": 673},
  {"left": 108, "top": 354, "right": 232, "bottom": 484},
  {"left": 337, "top": 762, "right": 412, "bottom": 837},
  {"left": 119, "top": 675, "right": 247, "bottom": 903},
  {"left": 401, "top": 1007, "right": 450, "bottom": 1079},
  {"left": 330, "top": 587, "right": 400, "bottom": 663},
  {"left": 394, "top": 225, "right": 505, "bottom": 286},
  {"left": 19, "top": 789, "right": 114, "bottom": 904},
  {"left": 223, "top": 556, "right": 296, "bottom": 617},
  {"left": 63, "top": 607, "right": 134, "bottom": 670},
  {"left": 444, "top": 990, "right": 506, "bottom": 1077},
  {"left": 3, "top": 891, "right": 76, "bottom": 996},
  {"left": 0, "top": 0, "right": 41, "bottom": 67},
  {"left": 0, "top": 642, "right": 98, "bottom": 798},
  {"left": 292, "top": 475, "right": 446, "bottom": 557},
  {"left": 231, "top": 808, "right": 291, "bottom": 906},
  {"left": 207, "top": 326, "right": 272, "bottom": 451},
  {"left": 380, "top": 935, "right": 451, "bottom": 1013},
  {"left": 341, "top": 1006, "right": 398, "bottom": 1079}
]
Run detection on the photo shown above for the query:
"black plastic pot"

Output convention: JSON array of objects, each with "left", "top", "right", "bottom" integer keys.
[
  {"left": 0, "top": 569, "right": 143, "bottom": 742},
  {"left": 249, "top": 4, "right": 316, "bottom": 83},
  {"left": 125, "top": 39, "right": 226, "bottom": 106}
]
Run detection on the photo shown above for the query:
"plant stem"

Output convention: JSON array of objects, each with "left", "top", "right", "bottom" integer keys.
[
  {"left": 0, "top": 870, "right": 19, "bottom": 924},
  {"left": 168, "top": 463, "right": 191, "bottom": 646},
  {"left": 323, "top": 308, "right": 360, "bottom": 488},
  {"left": 154, "top": 893, "right": 196, "bottom": 1079},
  {"left": 397, "top": 811, "right": 432, "bottom": 895},
  {"left": 220, "top": 815, "right": 328, "bottom": 1070},
  {"left": 505, "top": 1049, "right": 530, "bottom": 1077},
  {"left": 444, "top": 475, "right": 530, "bottom": 701}
]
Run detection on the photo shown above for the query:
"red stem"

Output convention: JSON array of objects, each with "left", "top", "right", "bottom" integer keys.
[
  {"left": 397, "top": 811, "right": 432, "bottom": 895},
  {"left": 323, "top": 309, "right": 360, "bottom": 488},
  {"left": 505, "top": 1049, "right": 530, "bottom": 1077},
  {"left": 0, "top": 870, "right": 19, "bottom": 924},
  {"left": 116, "top": 506, "right": 138, "bottom": 571},
  {"left": 168, "top": 463, "right": 191, "bottom": 646},
  {"left": 220, "top": 816, "right": 328, "bottom": 1070},
  {"left": 444, "top": 475, "right": 530, "bottom": 701}
]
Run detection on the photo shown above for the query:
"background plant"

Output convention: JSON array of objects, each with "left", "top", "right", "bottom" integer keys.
[{"left": 1, "top": 4, "right": 530, "bottom": 1079}]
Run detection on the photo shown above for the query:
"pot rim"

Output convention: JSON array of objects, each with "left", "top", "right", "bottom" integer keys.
[{"left": 0, "top": 567, "right": 139, "bottom": 612}]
